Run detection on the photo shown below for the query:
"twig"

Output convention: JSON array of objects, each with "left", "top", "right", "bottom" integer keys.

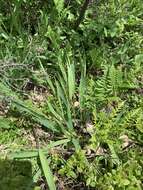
[
  {"left": 32, "top": 126, "right": 40, "bottom": 149},
  {"left": 0, "top": 63, "right": 32, "bottom": 69}
]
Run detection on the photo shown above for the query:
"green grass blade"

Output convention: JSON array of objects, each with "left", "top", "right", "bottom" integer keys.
[
  {"left": 79, "top": 61, "right": 86, "bottom": 109},
  {"left": 9, "top": 139, "right": 70, "bottom": 159},
  {"left": 68, "top": 63, "right": 75, "bottom": 100},
  {"left": 47, "top": 102, "right": 63, "bottom": 121},
  {"left": 9, "top": 151, "right": 39, "bottom": 159},
  {"left": 39, "top": 61, "right": 56, "bottom": 95},
  {"left": 0, "top": 81, "right": 58, "bottom": 132},
  {"left": 47, "top": 139, "right": 70, "bottom": 148},
  {"left": 66, "top": 101, "right": 73, "bottom": 130},
  {"left": 12, "top": 99, "right": 58, "bottom": 132},
  {"left": 56, "top": 80, "right": 65, "bottom": 117},
  {"left": 39, "top": 149, "right": 56, "bottom": 190},
  {"left": 58, "top": 74, "right": 68, "bottom": 99},
  {"left": 59, "top": 63, "right": 67, "bottom": 83}
]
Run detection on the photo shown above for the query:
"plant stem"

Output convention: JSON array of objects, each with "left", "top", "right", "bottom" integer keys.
[{"left": 74, "top": 0, "right": 91, "bottom": 30}]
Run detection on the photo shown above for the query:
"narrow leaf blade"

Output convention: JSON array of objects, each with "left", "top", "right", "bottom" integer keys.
[{"left": 39, "top": 149, "right": 56, "bottom": 190}]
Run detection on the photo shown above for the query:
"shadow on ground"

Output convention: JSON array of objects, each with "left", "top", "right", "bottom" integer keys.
[{"left": 0, "top": 159, "right": 34, "bottom": 190}]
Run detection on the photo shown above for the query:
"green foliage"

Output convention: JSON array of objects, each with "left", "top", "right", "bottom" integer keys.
[
  {"left": 58, "top": 104, "right": 143, "bottom": 189},
  {"left": 0, "top": 0, "right": 143, "bottom": 189},
  {"left": 39, "top": 149, "right": 56, "bottom": 190},
  {"left": 53, "top": 0, "right": 64, "bottom": 13}
]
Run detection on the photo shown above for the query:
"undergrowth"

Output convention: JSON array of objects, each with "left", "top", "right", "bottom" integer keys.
[{"left": 0, "top": 0, "right": 143, "bottom": 189}]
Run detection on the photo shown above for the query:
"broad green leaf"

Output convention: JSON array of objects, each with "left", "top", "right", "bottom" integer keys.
[
  {"left": 39, "top": 149, "right": 56, "bottom": 190},
  {"left": 9, "top": 139, "right": 70, "bottom": 159},
  {"left": 9, "top": 150, "right": 39, "bottom": 159}
]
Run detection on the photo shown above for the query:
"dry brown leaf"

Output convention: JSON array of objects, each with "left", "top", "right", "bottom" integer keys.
[
  {"left": 119, "top": 135, "right": 133, "bottom": 149},
  {"left": 95, "top": 146, "right": 107, "bottom": 156},
  {"left": 85, "top": 122, "right": 94, "bottom": 133}
]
